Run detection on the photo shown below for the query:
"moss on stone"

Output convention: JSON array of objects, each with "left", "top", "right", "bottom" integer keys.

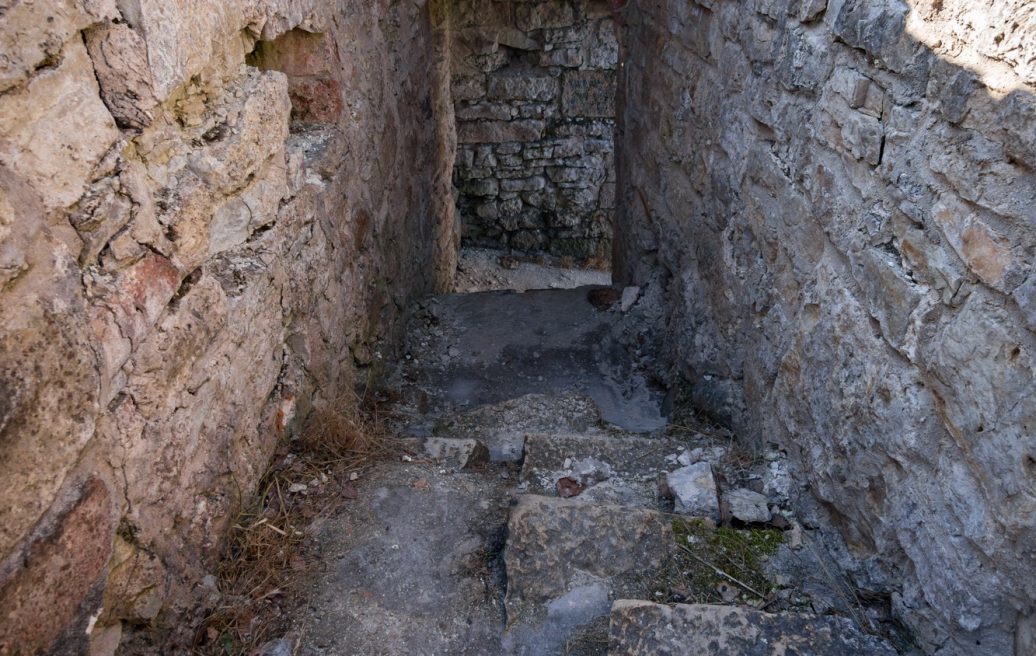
[{"left": 658, "top": 518, "right": 783, "bottom": 605}]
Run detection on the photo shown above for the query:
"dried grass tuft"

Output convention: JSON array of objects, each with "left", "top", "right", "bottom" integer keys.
[{"left": 193, "top": 391, "right": 395, "bottom": 655}]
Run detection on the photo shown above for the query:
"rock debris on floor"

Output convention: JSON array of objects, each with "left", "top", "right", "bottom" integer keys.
[{"left": 279, "top": 260, "right": 908, "bottom": 655}]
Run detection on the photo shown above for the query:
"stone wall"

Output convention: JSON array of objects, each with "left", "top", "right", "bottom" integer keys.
[
  {"left": 0, "top": 1, "right": 456, "bottom": 653},
  {"left": 450, "top": 0, "right": 618, "bottom": 258},
  {"left": 614, "top": 1, "right": 1035, "bottom": 654}
]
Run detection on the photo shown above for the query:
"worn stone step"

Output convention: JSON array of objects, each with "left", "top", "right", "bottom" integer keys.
[
  {"left": 520, "top": 433, "right": 695, "bottom": 509},
  {"left": 502, "top": 495, "right": 675, "bottom": 655},
  {"left": 432, "top": 392, "right": 607, "bottom": 461},
  {"left": 608, "top": 600, "right": 898, "bottom": 656}
]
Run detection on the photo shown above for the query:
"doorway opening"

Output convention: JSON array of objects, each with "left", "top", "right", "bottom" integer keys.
[{"left": 447, "top": 0, "right": 619, "bottom": 290}]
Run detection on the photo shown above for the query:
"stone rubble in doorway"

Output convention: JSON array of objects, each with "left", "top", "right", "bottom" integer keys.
[{"left": 279, "top": 278, "right": 907, "bottom": 655}]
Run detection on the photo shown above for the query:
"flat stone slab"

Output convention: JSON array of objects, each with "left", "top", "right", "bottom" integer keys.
[
  {"left": 521, "top": 433, "right": 691, "bottom": 508},
  {"left": 434, "top": 392, "right": 605, "bottom": 461},
  {"left": 608, "top": 601, "right": 899, "bottom": 656},
  {"left": 502, "top": 495, "right": 674, "bottom": 654}
]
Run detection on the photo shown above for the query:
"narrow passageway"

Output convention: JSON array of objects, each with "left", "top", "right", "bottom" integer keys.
[
  {"left": 278, "top": 256, "right": 907, "bottom": 655},
  {"left": 1, "top": 0, "right": 1031, "bottom": 652}
]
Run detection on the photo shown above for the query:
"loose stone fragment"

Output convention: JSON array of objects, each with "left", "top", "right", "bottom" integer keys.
[
  {"left": 620, "top": 286, "right": 640, "bottom": 312},
  {"left": 725, "top": 488, "right": 772, "bottom": 524},
  {"left": 424, "top": 438, "right": 490, "bottom": 470},
  {"left": 666, "top": 463, "right": 719, "bottom": 520}
]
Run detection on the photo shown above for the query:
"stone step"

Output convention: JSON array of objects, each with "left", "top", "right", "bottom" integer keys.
[
  {"left": 432, "top": 392, "right": 606, "bottom": 461},
  {"left": 502, "top": 495, "right": 675, "bottom": 655},
  {"left": 520, "top": 433, "right": 698, "bottom": 509},
  {"left": 608, "top": 600, "right": 898, "bottom": 656}
]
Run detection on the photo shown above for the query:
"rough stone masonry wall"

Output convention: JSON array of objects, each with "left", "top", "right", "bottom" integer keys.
[
  {"left": 0, "top": 1, "right": 456, "bottom": 653},
  {"left": 615, "top": 1, "right": 1034, "bottom": 654},
  {"left": 451, "top": 0, "right": 618, "bottom": 258}
]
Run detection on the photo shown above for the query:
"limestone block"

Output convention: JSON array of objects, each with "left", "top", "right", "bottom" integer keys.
[
  {"left": 917, "top": 288, "right": 1036, "bottom": 524},
  {"left": 463, "top": 178, "right": 500, "bottom": 197},
  {"left": 488, "top": 73, "right": 559, "bottom": 102},
  {"left": 930, "top": 195, "right": 1015, "bottom": 288},
  {"left": 667, "top": 463, "right": 719, "bottom": 519},
  {"left": 452, "top": 74, "right": 487, "bottom": 102},
  {"left": 585, "top": 19, "right": 619, "bottom": 69},
  {"left": 101, "top": 534, "right": 168, "bottom": 624},
  {"left": 540, "top": 47, "right": 584, "bottom": 68},
  {"left": 457, "top": 119, "right": 546, "bottom": 143},
  {"left": 608, "top": 601, "right": 898, "bottom": 655},
  {"left": 208, "top": 157, "right": 288, "bottom": 256},
  {"left": 825, "top": 0, "right": 908, "bottom": 68},
  {"left": 497, "top": 27, "right": 539, "bottom": 51},
  {"left": 776, "top": 25, "right": 836, "bottom": 92},
  {"left": 840, "top": 110, "right": 884, "bottom": 166},
  {"left": 476, "top": 200, "right": 499, "bottom": 220},
  {"left": 424, "top": 437, "right": 490, "bottom": 470},
  {"left": 163, "top": 70, "right": 290, "bottom": 270},
  {"left": 562, "top": 70, "right": 615, "bottom": 117},
  {"left": 1013, "top": 275, "right": 1036, "bottom": 332},
  {"left": 0, "top": 163, "right": 104, "bottom": 567},
  {"left": 500, "top": 176, "right": 547, "bottom": 193},
  {"left": 997, "top": 91, "right": 1036, "bottom": 171},
  {"left": 0, "top": 0, "right": 117, "bottom": 93},
  {"left": 69, "top": 178, "right": 134, "bottom": 265},
  {"left": 456, "top": 102, "right": 515, "bottom": 121},
  {"left": 516, "top": 2, "right": 575, "bottom": 31},
  {"left": 796, "top": 0, "right": 828, "bottom": 22},
  {"left": 255, "top": 0, "right": 325, "bottom": 41},
  {"left": 185, "top": 71, "right": 290, "bottom": 195},
  {"left": 851, "top": 246, "right": 926, "bottom": 348},
  {"left": 119, "top": 0, "right": 252, "bottom": 101},
  {"left": 504, "top": 496, "right": 673, "bottom": 616},
  {"left": 85, "top": 21, "right": 159, "bottom": 129},
  {"left": 120, "top": 273, "right": 228, "bottom": 413},
  {"left": 0, "top": 38, "right": 119, "bottom": 211},
  {"left": 725, "top": 488, "right": 772, "bottom": 524},
  {"left": 88, "top": 253, "right": 183, "bottom": 387},
  {"left": 896, "top": 225, "right": 968, "bottom": 304},
  {"left": 0, "top": 479, "right": 116, "bottom": 656},
  {"left": 500, "top": 196, "right": 524, "bottom": 219},
  {"left": 927, "top": 125, "right": 1035, "bottom": 226}
]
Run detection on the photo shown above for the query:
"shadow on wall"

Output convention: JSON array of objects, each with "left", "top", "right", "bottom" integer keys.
[{"left": 613, "top": 0, "right": 1033, "bottom": 655}]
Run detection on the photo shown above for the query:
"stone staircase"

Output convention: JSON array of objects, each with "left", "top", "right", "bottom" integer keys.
[
  {"left": 288, "top": 285, "right": 905, "bottom": 655},
  {"left": 494, "top": 430, "right": 898, "bottom": 655}
]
